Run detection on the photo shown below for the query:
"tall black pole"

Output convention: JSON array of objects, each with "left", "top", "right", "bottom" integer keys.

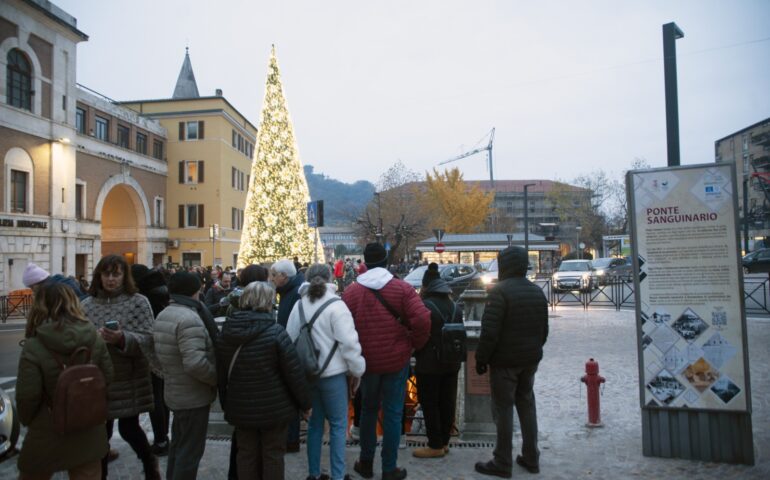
[
  {"left": 524, "top": 183, "right": 536, "bottom": 254},
  {"left": 663, "top": 22, "right": 684, "bottom": 167},
  {"left": 744, "top": 176, "right": 750, "bottom": 253}
]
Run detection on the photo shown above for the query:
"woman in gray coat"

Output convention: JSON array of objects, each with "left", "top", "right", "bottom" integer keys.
[{"left": 81, "top": 255, "right": 160, "bottom": 480}]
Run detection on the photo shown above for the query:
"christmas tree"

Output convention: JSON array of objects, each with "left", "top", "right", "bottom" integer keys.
[{"left": 237, "top": 46, "right": 321, "bottom": 267}]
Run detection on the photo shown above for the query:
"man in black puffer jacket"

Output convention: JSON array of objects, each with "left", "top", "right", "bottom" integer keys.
[{"left": 474, "top": 247, "right": 549, "bottom": 478}]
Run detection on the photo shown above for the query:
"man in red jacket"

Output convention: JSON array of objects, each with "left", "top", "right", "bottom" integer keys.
[
  {"left": 333, "top": 258, "right": 345, "bottom": 292},
  {"left": 343, "top": 243, "right": 430, "bottom": 480}
]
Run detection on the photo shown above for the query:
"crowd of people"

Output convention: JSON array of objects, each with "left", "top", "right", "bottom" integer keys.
[{"left": 12, "top": 243, "right": 548, "bottom": 480}]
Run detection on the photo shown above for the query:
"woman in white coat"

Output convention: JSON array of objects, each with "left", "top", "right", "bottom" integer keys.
[{"left": 286, "top": 263, "right": 365, "bottom": 480}]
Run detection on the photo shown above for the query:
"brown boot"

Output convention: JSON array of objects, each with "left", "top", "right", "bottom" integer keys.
[{"left": 412, "top": 446, "right": 446, "bottom": 458}]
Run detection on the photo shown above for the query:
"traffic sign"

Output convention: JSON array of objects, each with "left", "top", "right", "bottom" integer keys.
[
  {"left": 384, "top": 242, "right": 391, "bottom": 252},
  {"left": 435, "top": 242, "right": 446, "bottom": 253},
  {"left": 433, "top": 229, "right": 445, "bottom": 242}
]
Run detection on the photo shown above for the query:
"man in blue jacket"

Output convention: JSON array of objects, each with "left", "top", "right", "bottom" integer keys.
[{"left": 474, "top": 247, "right": 549, "bottom": 478}]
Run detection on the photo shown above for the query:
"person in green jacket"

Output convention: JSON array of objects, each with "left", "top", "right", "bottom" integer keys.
[{"left": 15, "top": 282, "right": 114, "bottom": 479}]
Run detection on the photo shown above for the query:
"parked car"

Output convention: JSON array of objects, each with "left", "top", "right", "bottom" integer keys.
[
  {"left": 468, "top": 258, "right": 536, "bottom": 291},
  {"left": 403, "top": 263, "right": 477, "bottom": 298},
  {"left": 591, "top": 257, "right": 632, "bottom": 284},
  {"left": 742, "top": 248, "right": 770, "bottom": 274},
  {"left": 0, "top": 386, "right": 19, "bottom": 460},
  {"left": 552, "top": 259, "right": 595, "bottom": 293}
]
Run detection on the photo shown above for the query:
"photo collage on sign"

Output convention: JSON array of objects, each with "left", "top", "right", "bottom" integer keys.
[{"left": 643, "top": 305, "right": 740, "bottom": 408}]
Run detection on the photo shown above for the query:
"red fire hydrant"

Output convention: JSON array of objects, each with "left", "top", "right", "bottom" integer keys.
[{"left": 580, "top": 358, "right": 605, "bottom": 428}]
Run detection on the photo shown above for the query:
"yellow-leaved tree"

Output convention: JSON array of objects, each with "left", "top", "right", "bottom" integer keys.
[{"left": 423, "top": 167, "right": 493, "bottom": 233}]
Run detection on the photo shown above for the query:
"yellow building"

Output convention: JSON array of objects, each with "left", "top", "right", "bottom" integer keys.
[{"left": 122, "top": 50, "right": 257, "bottom": 268}]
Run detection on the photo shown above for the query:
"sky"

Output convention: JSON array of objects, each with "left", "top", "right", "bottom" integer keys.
[{"left": 56, "top": 0, "right": 770, "bottom": 186}]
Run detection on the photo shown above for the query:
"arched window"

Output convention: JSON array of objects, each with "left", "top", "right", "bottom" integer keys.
[{"left": 7, "top": 49, "right": 32, "bottom": 111}]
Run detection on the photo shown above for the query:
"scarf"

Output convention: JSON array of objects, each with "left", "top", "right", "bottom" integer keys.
[{"left": 170, "top": 294, "right": 220, "bottom": 347}]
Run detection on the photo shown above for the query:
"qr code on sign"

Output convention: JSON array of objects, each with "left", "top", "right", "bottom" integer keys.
[{"left": 711, "top": 309, "right": 727, "bottom": 329}]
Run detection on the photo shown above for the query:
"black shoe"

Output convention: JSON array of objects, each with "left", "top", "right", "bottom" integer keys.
[
  {"left": 516, "top": 455, "right": 540, "bottom": 474},
  {"left": 286, "top": 441, "right": 300, "bottom": 453},
  {"left": 305, "top": 476, "right": 330, "bottom": 480},
  {"left": 382, "top": 467, "right": 407, "bottom": 480},
  {"left": 150, "top": 441, "right": 169, "bottom": 456},
  {"left": 141, "top": 454, "right": 162, "bottom": 480},
  {"left": 474, "top": 460, "right": 512, "bottom": 478},
  {"left": 353, "top": 459, "right": 373, "bottom": 479}
]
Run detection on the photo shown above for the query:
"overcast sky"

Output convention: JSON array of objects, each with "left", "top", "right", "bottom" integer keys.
[{"left": 56, "top": 0, "right": 770, "bottom": 185}]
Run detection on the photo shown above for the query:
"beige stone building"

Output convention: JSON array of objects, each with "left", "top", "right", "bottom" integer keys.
[
  {"left": 121, "top": 52, "right": 258, "bottom": 268},
  {"left": 715, "top": 117, "right": 770, "bottom": 251},
  {"left": 0, "top": 0, "right": 168, "bottom": 293}
]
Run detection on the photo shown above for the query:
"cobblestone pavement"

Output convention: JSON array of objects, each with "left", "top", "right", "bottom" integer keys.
[{"left": 2, "top": 307, "right": 768, "bottom": 479}]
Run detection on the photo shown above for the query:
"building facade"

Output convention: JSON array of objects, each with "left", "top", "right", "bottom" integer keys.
[
  {"left": 0, "top": 0, "right": 168, "bottom": 293},
  {"left": 715, "top": 117, "right": 770, "bottom": 251},
  {"left": 121, "top": 52, "right": 258, "bottom": 269}
]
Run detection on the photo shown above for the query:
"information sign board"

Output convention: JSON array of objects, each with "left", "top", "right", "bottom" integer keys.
[{"left": 628, "top": 163, "right": 751, "bottom": 413}]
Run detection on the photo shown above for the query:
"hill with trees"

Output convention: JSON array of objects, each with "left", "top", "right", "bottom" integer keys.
[{"left": 304, "top": 165, "right": 375, "bottom": 226}]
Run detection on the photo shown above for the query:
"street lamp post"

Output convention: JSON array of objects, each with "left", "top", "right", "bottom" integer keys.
[
  {"left": 374, "top": 192, "right": 383, "bottom": 244},
  {"left": 663, "top": 22, "right": 684, "bottom": 167},
  {"left": 575, "top": 225, "right": 582, "bottom": 260},
  {"left": 523, "top": 183, "right": 536, "bottom": 254}
]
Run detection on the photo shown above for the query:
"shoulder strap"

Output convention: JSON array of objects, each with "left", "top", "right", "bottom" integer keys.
[
  {"left": 227, "top": 344, "right": 243, "bottom": 381},
  {"left": 367, "top": 287, "right": 403, "bottom": 324},
  {"left": 306, "top": 297, "right": 341, "bottom": 328}
]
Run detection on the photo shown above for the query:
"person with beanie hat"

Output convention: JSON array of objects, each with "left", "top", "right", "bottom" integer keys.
[
  {"left": 153, "top": 271, "right": 218, "bottom": 480},
  {"left": 23, "top": 262, "right": 86, "bottom": 299},
  {"left": 342, "top": 243, "right": 431, "bottom": 480},
  {"left": 474, "top": 247, "right": 549, "bottom": 478},
  {"left": 421, "top": 263, "right": 441, "bottom": 290},
  {"left": 132, "top": 264, "right": 172, "bottom": 457},
  {"left": 412, "top": 275, "right": 463, "bottom": 459}
]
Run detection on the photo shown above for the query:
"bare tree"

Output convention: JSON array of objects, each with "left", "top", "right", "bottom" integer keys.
[{"left": 355, "top": 161, "right": 429, "bottom": 265}]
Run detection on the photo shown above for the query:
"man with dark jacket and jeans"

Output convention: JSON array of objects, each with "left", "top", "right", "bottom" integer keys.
[
  {"left": 270, "top": 259, "right": 305, "bottom": 453},
  {"left": 343, "top": 243, "right": 431, "bottom": 480},
  {"left": 474, "top": 246, "right": 549, "bottom": 478}
]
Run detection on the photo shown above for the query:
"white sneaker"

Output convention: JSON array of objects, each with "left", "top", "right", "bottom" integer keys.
[
  {"left": 399, "top": 434, "right": 407, "bottom": 449},
  {"left": 350, "top": 425, "right": 360, "bottom": 441}
]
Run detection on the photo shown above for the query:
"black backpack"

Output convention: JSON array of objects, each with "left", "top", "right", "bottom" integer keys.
[{"left": 424, "top": 300, "right": 467, "bottom": 364}]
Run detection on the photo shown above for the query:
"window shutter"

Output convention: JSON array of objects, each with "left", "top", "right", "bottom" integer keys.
[
  {"left": 178, "top": 205, "right": 184, "bottom": 228},
  {"left": 178, "top": 161, "right": 184, "bottom": 183},
  {"left": 178, "top": 122, "right": 184, "bottom": 140},
  {"left": 198, "top": 121, "right": 205, "bottom": 139},
  {"left": 198, "top": 161, "right": 204, "bottom": 183},
  {"left": 197, "top": 204, "right": 205, "bottom": 227}
]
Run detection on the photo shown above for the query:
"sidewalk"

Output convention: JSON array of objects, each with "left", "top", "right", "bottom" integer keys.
[{"left": 2, "top": 308, "right": 768, "bottom": 479}]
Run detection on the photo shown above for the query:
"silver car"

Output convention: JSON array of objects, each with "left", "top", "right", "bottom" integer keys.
[{"left": 552, "top": 260, "right": 594, "bottom": 293}]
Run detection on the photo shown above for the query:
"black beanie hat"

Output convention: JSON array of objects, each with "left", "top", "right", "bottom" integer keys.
[
  {"left": 168, "top": 271, "right": 202, "bottom": 296},
  {"left": 422, "top": 267, "right": 441, "bottom": 288},
  {"left": 130, "top": 264, "right": 150, "bottom": 283},
  {"left": 364, "top": 243, "right": 388, "bottom": 269}
]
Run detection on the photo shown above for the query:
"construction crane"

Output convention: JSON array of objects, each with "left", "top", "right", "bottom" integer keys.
[{"left": 438, "top": 127, "right": 496, "bottom": 188}]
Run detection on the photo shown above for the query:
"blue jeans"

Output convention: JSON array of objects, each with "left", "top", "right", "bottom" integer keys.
[
  {"left": 307, "top": 373, "right": 349, "bottom": 480},
  {"left": 359, "top": 364, "right": 409, "bottom": 473}
]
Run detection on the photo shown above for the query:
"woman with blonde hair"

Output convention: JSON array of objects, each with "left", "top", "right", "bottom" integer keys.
[
  {"left": 15, "top": 283, "right": 114, "bottom": 479},
  {"left": 217, "top": 281, "right": 311, "bottom": 480}
]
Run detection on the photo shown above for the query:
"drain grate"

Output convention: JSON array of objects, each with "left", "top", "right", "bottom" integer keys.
[{"left": 206, "top": 435, "right": 494, "bottom": 449}]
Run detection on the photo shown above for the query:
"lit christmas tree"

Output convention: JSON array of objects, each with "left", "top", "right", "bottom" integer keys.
[{"left": 237, "top": 46, "right": 322, "bottom": 267}]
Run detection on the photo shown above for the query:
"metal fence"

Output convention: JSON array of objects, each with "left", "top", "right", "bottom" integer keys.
[
  {"left": 0, "top": 293, "right": 33, "bottom": 323},
  {"left": 529, "top": 277, "right": 769, "bottom": 316}
]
